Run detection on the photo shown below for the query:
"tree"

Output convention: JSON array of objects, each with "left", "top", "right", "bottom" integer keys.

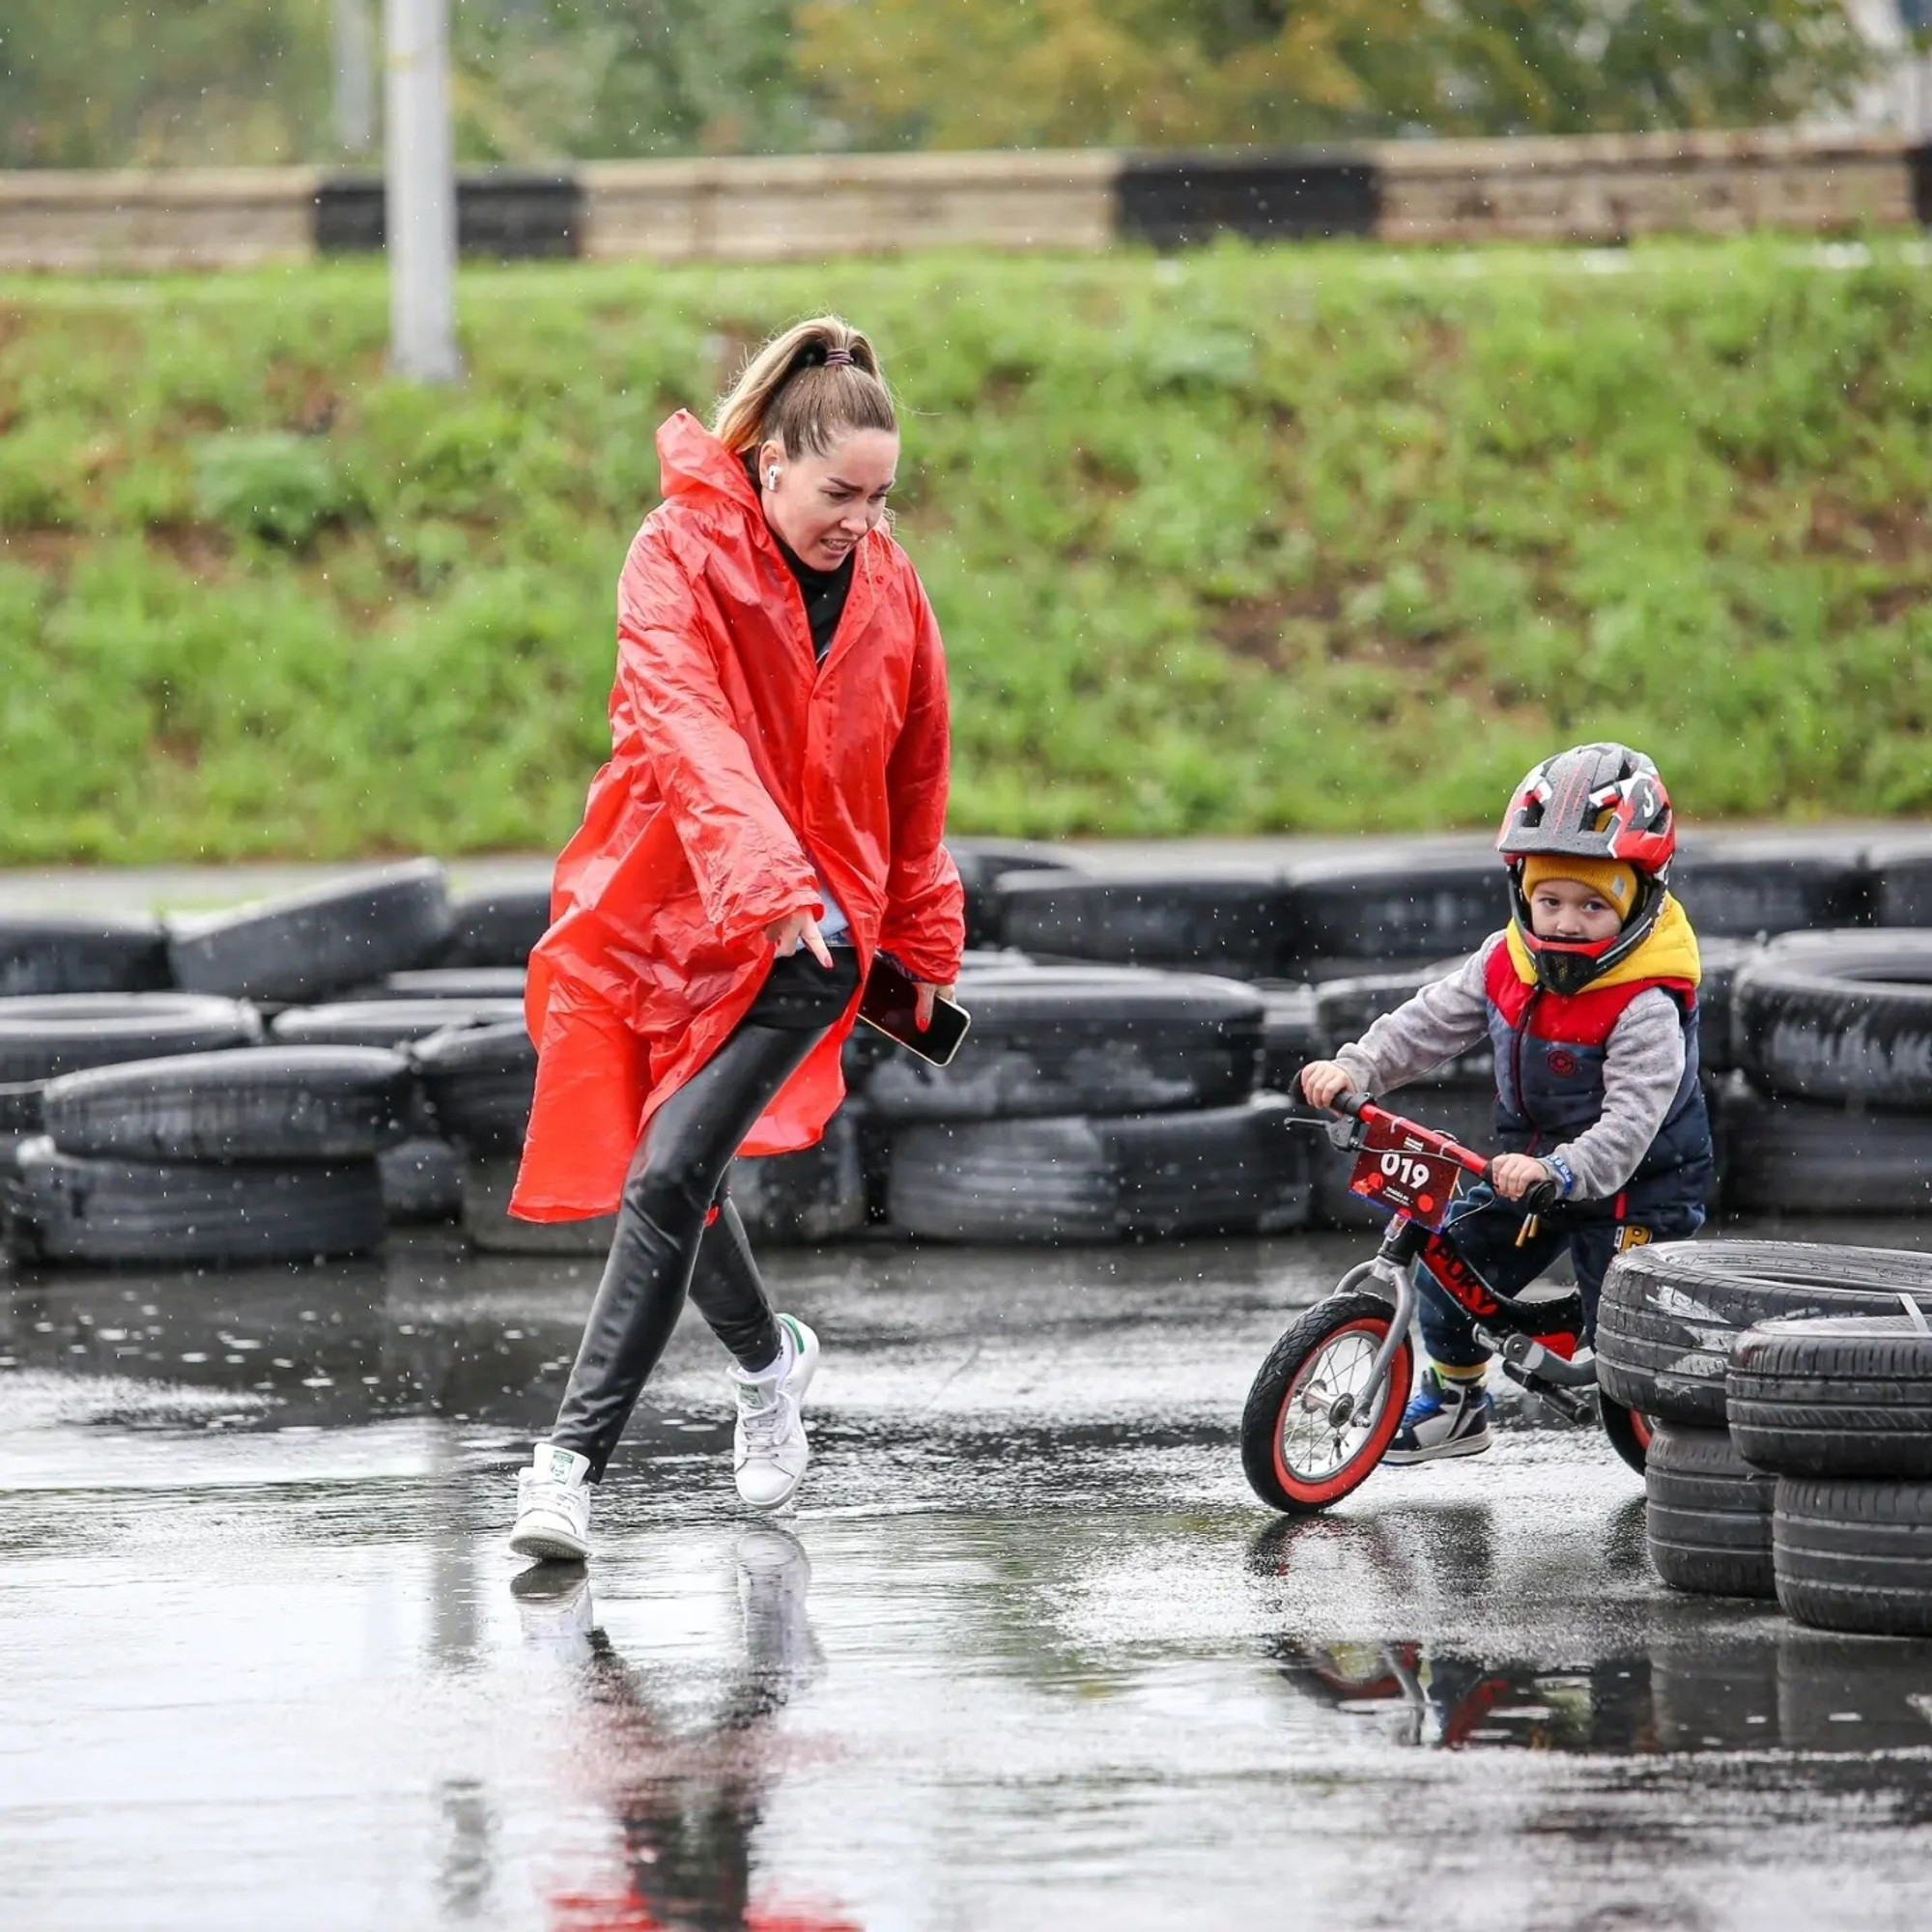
[
  {"left": 0, "top": 0, "right": 330, "bottom": 168},
  {"left": 796, "top": 0, "right": 1878, "bottom": 150}
]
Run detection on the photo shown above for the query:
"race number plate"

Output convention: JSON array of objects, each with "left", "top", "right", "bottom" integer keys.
[{"left": 1349, "top": 1118, "right": 1470, "bottom": 1229}]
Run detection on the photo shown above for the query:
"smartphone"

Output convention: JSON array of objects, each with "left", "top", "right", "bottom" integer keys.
[{"left": 858, "top": 952, "right": 971, "bottom": 1067}]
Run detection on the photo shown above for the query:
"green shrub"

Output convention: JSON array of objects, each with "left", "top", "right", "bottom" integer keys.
[
  {"left": 193, "top": 431, "right": 359, "bottom": 547},
  {"left": 0, "top": 239, "right": 1928, "bottom": 861}
]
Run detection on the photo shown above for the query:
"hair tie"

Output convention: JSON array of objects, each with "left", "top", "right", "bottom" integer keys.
[{"left": 822, "top": 346, "right": 855, "bottom": 369}]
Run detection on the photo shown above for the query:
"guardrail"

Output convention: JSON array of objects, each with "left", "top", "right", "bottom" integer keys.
[{"left": 1, "top": 130, "right": 1927, "bottom": 272}]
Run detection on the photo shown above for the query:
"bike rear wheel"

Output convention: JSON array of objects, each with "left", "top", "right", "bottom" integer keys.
[
  {"left": 1242, "top": 1292, "right": 1415, "bottom": 1514},
  {"left": 1599, "top": 1393, "right": 1653, "bottom": 1476}
]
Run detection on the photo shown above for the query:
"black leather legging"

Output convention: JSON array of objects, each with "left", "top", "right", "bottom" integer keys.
[{"left": 548, "top": 948, "right": 861, "bottom": 1479}]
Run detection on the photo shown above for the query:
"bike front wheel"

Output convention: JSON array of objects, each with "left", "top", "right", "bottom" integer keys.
[{"left": 1241, "top": 1292, "right": 1415, "bottom": 1515}]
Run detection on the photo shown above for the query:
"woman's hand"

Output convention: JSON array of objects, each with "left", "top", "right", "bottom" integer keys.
[
  {"left": 1298, "top": 1060, "right": 1356, "bottom": 1108},
  {"left": 1489, "top": 1152, "right": 1552, "bottom": 1202},
  {"left": 914, "top": 980, "right": 955, "bottom": 1031},
  {"left": 765, "top": 910, "right": 835, "bottom": 968}
]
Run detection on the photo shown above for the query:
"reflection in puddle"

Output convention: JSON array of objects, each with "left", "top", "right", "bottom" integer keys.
[
  {"left": 1272, "top": 1635, "right": 1932, "bottom": 1756},
  {"left": 513, "top": 1530, "right": 858, "bottom": 1932}
]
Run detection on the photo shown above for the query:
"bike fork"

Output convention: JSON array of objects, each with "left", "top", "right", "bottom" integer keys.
[{"left": 1334, "top": 1219, "right": 1424, "bottom": 1429}]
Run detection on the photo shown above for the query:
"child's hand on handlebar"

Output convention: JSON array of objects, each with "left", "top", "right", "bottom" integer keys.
[
  {"left": 1298, "top": 1061, "right": 1356, "bottom": 1108},
  {"left": 1489, "top": 1152, "right": 1553, "bottom": 1202}
]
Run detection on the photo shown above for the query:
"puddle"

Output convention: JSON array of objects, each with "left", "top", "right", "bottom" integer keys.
[{"left": 1267, "top": 1633, "right": 1932, "bottom": 1756}]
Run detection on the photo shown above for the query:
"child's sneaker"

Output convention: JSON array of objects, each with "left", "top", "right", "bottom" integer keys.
[
  {"left": 508, "top": 1441, "right": 593, "bottom": 1560},
  {"left": 729, "top": 1314, "right": 819, "bottom": 1511},
  {"left": 1385, "top": 1371, "right": 1494, "bottom": 1464}
]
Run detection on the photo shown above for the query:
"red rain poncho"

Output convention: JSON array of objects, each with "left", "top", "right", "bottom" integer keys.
[{"left": 510, "top": 411, "right": 964, "bottom": 1222}]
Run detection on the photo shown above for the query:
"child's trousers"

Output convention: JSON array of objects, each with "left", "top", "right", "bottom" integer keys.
[{"left": 1414, "top": 1194, "right": 1704, "bottom": 1370}]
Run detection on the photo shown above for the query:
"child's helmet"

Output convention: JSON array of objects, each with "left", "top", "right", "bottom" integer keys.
[{"left": 1496, "top": 742, "right": 1676, "bottom": 996}]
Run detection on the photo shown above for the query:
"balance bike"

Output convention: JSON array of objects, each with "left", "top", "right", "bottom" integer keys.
[{"left": 1241, "top": 1094, "right": 1653, "bottom": 1514}]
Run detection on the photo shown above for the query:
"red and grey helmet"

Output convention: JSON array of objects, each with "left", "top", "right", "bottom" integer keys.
[{"left": 1496, "top": 743, "right": 1676, "bottom": 996}]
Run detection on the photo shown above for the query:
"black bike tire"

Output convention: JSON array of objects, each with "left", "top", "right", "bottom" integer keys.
[{"left": 1241, "top": 1292, "right": 1413, "bottom": 1516}]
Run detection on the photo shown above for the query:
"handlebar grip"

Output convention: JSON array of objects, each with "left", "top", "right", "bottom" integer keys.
[
  {"left": 1331, "top": 1090, "right": 1367, "bottom": 1119},
  {"left": 1480, "top": 1162, "right": 1562, "bottom": 1216}
]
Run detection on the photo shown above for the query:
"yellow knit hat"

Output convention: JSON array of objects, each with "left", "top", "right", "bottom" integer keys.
[{"left": 1520, "top": 853, "right": 1640, "bottom": 921}]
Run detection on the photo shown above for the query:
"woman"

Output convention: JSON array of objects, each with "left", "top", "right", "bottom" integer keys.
[{"left": 508, "top": 317, "right": 964, "bottom": 1562}]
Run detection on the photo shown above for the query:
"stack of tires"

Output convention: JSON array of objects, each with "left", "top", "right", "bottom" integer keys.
[
  {"left": 1732, "top": 1311, "right": 1932, "bottom": 1637},
  {"left": 1598, "top": 1238, "right": 1932, "bottom": 1634},
  {"left": 12, "top": 1043, "right": 412, "bottom": 1265},
  {"left": 862, "top": 962, "right": 1311, "bottom": 1243},
  {"left": 0, "top": 865, "right": 476, "bottom": 1264},
  {"left": 1722, "top": 930, "right": 1932, "bottom": 1216}
]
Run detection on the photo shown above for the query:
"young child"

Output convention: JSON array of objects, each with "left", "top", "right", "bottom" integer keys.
[{"left": 1299, "top": 741, "right": 1713, "bottom": 1463}]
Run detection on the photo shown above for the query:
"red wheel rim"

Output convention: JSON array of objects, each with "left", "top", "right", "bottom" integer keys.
[{"left": 1269, "top": 1317, "right": 1412, "bottom": 1506}]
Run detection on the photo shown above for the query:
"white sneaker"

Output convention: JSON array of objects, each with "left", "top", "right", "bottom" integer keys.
[
  {"left": 508, "top": 1440, "right": 592, "bottom": 1560},
  {"left": 729, "top": 1314, "right": 819, "bottom": 1512}
]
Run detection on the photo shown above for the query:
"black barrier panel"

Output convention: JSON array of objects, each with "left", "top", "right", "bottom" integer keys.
[
  {"left": 315, "top": 173, "right": 582, "bottom": 258},
  {"left": 315, "top": 178, "right": 384, "bottom": 252},
  {"left": 1912, "top": 144, "right": 1932, "bottom": 228},
  {"left": 1119, "top": 150, "right": 1378, "bottom": 247}
]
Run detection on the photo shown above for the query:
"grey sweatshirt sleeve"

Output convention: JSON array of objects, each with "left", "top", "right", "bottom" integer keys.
[
  {"left": 1330, "top": 935, "right": 1501, "bottom": 1096},
  {"left": 1550, "top": 988, "right": 1688, "bottom": 1199}
]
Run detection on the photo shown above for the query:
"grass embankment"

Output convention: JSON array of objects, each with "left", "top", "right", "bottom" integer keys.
[{"left": 1, "top": 241, "right": 1929, "bottom": 862}]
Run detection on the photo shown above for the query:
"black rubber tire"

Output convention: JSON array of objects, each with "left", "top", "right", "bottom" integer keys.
[
  {"left": 437, "top": 884, "right": 551, "bottom": 968},
  {"left": 1260, "top": 982, "right": 1319, "bottom": 1092},
  {"left": 1600, "top": 1395, "right": 1653, "bottom": 1476},
  {"left": 860, "top": 970, "right": 1264, "bottom": 1122},
  {"left": 270, "top": 999, "right": 525, "bottom": 1048},
  {"left": 1729, "top": 1316, "right": 1932, "bottom": 1479},
  {"left": 460, "top": 1152, "right": 614, "bottom": 1255},
  {"left": 993, "top": 867, "right": 1291, "bottom": 979},
  {"left": 946, "top": 838, "right": 1086, "bottom": 951},
  {"left": 1597, "top": 1239, "right": 1932, "bottom": 1429},
  {"left": 729, "top": 1111, "right": 867, "bottom": 1244},
  {"left": 1774, "top": 1476, "right": 1932, "bottom": 1637},
  {"left": 1644, "top": 1421, "right": 1776, "bottom": 1599},
  {"left": 1312, "top": 966, "right": 1493, "bottom": 1086},
  {"left": 1732, "top": 931, "right": 1932, "bottom": 1110},
  {"left": 0, "top": 993, "right": 262, "bottom": 1085},
  {"left": 0, "top": 913, "right": 173, "bottom": 996},
  {"left": 1716, "top": 1079, "right": 1932, "bottom": 1215},
  {"left": 1669, "top": 835, "right": 1873, "bottom": 938},
  {"left": 0, "top": 1080, "right": 45, "bottom": 1139},
  {"left": 886, "top": 1094, "right": 1312, "bottom": 1242},
  {"left": 364, "top": 967, "right": 527, "bottom": 1002},
  {"left": 1308, "top": 1083, "right": 1498, "bottom": 1231},
  {"left": 1693, "top": 934, "right": 1754, "bottom": 1076},
  {"left": 1865, "top": 836, "right": 1932, "bottom": 928},
  {"left": 377, "top": 1135, "right": 464, "bottom": 1223},
  {"left": 412, "top": 1020, "right": 535, "bottom": 1152},
  {"left": 1240, "top": 1292, "right": 1414, "bottom": 1514},
  {"left": 40, "top": 1046, "right": 415, "bottom": 1163},
  {"left": 1279, "top": 844, "right": 1500, "bottom": 980},
  {"left": 5, "top": 1135, "right": 386, "bottom": 1266},
  {"left": 166, "top": 859, "right": 453, "bottom": 1005}
]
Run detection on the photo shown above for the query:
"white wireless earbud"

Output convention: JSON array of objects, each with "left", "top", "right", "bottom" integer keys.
[{"left": 767, "top": 468, "right": 781, "bottom": 489}]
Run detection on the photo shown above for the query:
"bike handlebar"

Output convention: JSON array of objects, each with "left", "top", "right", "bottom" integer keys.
[{"left": 1325, "top": 1091, "right": 1561, "bottom": 1215}]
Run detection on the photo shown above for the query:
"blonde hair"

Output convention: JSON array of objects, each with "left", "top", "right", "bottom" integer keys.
[{"left": 713, "top": 315, "right": 896, "bottom": 462}]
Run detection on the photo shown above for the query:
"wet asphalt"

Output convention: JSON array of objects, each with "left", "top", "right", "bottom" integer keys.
[{"left": 5, "top": 1222, "right": 1932, "bottom": 1932}]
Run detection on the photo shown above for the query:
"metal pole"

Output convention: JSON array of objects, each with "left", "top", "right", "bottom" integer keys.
[
  {"left": 332, "top": 0, "right": 377, "bottom": 155},
  {"left": 384, "top": 0, "right": 463, "bottom": 384}
]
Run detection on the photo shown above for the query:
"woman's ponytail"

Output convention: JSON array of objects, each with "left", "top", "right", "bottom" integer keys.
[{"left": 713, "top": 316, "right": 895, "bottom": 461}]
